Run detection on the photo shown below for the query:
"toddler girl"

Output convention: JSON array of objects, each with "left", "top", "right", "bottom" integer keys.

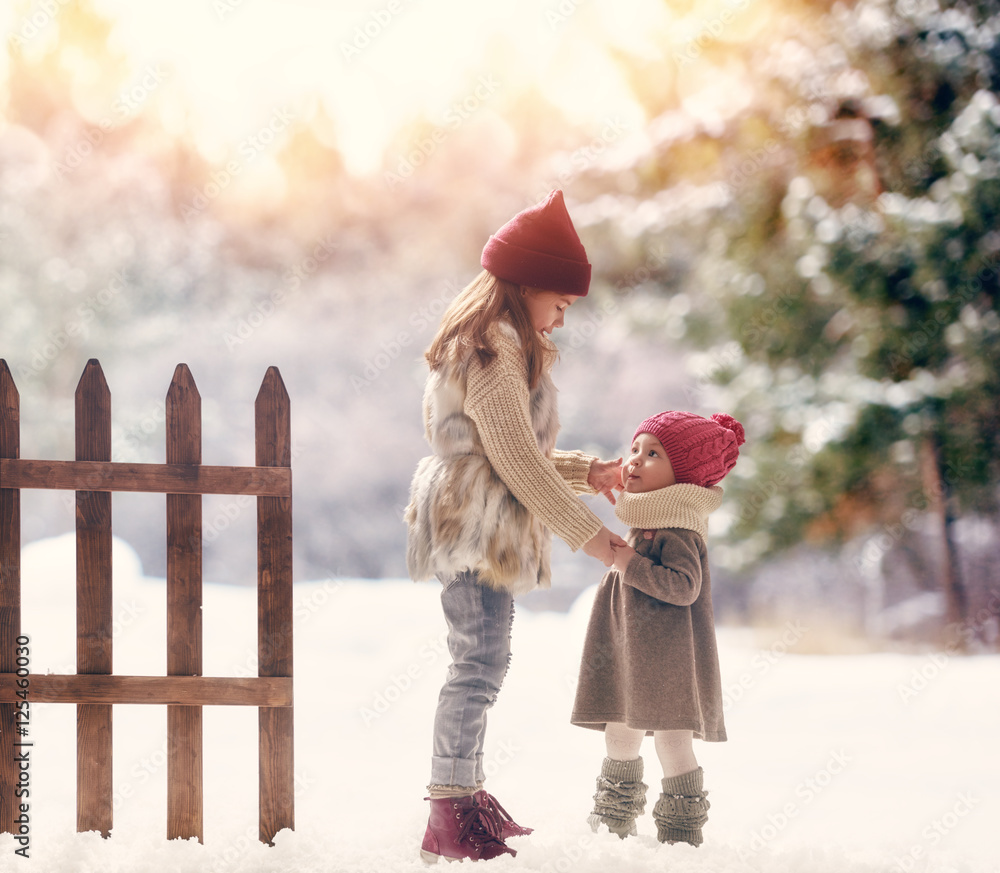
[{"left": 571, "top": 410, "right": 745, "bottom": 846}]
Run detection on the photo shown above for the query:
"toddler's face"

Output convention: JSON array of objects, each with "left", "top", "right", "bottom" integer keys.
[{"left": 623, "top": 432, "right": 676, "bottom": 493}]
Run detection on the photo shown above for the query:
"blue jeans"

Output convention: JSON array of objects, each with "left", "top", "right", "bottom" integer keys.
[{"left": 430, "top": 571, "right": 514, "bottom": 789}]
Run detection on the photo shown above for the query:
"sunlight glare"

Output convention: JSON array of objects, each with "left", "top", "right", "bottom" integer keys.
[{"left": 4, "top": 0, "right": 763, "bottom": 176}]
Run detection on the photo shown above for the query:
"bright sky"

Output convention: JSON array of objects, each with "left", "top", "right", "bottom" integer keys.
[{"left": 2, "top": 0, "right": 764, "bottom": 176}]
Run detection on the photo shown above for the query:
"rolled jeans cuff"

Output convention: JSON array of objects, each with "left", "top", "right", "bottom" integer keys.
[{"left": 430, "top": 754, "right": 482, "bottom": 791}]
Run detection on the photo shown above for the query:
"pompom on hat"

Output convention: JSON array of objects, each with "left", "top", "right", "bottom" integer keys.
[
  {"left": 633, "top": 411, "right": 746, "bottom": 488},
  {"left": 481, "top": 190, "right": 592, "bottom": 296}
]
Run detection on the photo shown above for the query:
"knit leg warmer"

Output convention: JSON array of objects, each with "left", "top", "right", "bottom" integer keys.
[
  {"left": 652, "top": 767, "right": 710, "bottom": 847},
  {"left": 588, "top": 757, "right": 648, "bottom": 839}
]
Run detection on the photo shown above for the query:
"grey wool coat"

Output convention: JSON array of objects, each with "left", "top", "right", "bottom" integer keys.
[{"left": 571, "top": 525, "right": 727, "bottom": 741}]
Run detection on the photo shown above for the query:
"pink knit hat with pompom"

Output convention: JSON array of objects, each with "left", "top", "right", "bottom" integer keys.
[{"left": 633, "top": 411, "right": 746, "bottom": 487}]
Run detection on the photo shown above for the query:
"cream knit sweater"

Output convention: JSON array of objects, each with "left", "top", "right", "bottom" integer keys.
[{"left": 464, "top": 327, "right": 603, "bottom": 552}]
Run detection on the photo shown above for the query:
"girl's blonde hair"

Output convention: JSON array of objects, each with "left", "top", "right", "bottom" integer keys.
[{"left": 425, "top": 270, "right": 555, "bottom": 388}]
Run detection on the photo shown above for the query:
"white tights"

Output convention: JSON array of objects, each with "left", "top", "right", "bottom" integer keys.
[{"left": 604, "top": 722, "right": 697, "bottom": 779}]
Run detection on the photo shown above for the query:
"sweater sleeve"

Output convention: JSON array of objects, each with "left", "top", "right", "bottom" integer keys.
[
  {"left": 621, "top": 529, "right": 703, "bottom": 606},
  {"left": 464, "top": 331, "right": 604, "bottom": 552},
  {"left": 551, "top": 449, "right": 598, "bottom": 495}
]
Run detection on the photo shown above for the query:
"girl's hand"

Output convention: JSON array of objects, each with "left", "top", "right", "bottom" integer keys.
[
  {"left": 589, "top": 457, "right": 624, "bottom": 504},
  {"left": 610, "top": 541, "right": 636, "bottom": 575},
  {"left": 582, "top": 526, "right": 620, "bottom": 567}
]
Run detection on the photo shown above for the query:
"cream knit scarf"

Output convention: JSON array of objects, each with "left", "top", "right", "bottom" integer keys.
[{"left": 614, "top": 483, "right": 724, "bottom": 542}]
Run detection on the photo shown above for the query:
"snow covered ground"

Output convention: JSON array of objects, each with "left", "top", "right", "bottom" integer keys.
[{"left": 1, "top": 533, "right": 997, "bottom": 873}]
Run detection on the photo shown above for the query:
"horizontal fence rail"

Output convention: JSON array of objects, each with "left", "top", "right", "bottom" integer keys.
[
  {"left": 0, "top": 459, "right": 291, "bottom": 496},
  {"left": 0, "top": 675, "right": 293, "bottom": 707}
]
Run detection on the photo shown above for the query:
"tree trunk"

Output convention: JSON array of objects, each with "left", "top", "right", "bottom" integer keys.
[{"left": 920, "top": 434, "right": 968, "bottom": 648}]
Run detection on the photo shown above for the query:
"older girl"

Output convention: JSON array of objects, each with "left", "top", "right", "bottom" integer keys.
[{"left": 406, "top": 190, "right": 624, "bottom": 862}]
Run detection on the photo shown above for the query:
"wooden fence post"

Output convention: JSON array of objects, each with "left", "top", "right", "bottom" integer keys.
[
  {"left": 76, "top": 360, "right": 113, "bottom": 836},
  {"left": 166, "top": 364, "right": 204, "bottom": 841},
  {"left": 0, "top": 362, "right": 20, "bottom": 835},
  {"left": 255, "top": 367, "right": 294, "bottom": 845}
]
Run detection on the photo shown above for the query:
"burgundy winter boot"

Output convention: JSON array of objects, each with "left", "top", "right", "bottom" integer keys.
[
  {"left": 421, "top": 792, "right": 516, "bottom": 863},
  {"left": 479, "top": 791, "right": 534, "bottom": 839}
]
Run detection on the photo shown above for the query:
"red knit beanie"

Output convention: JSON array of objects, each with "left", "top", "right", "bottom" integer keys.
[
  {"left": 633, "top": 411, "right": 746, "bottom": 488},
  {"left": 481, "top": 190, "right": 591, "bottom": 296}
]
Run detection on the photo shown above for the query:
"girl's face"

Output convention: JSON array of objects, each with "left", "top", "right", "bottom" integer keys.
[
  {"left": 623, "top": 432, "right": 677, "bottom": 492},
  {"left": 522, "top": 288, "right": 576, "bottom": 337}
]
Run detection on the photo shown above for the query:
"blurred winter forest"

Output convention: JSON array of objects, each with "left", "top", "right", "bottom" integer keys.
[{"left": 2, "top": 0, "right": 999, "bottom": 651}]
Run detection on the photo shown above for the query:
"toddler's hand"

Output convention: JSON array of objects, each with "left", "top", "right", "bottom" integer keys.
[{"left": 610, "top": 541, "right": 636, "bottom": 574}]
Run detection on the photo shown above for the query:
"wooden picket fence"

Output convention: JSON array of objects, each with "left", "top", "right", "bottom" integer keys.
[{"left": 0, "top": 359, "right": 293, "bottom": 845}]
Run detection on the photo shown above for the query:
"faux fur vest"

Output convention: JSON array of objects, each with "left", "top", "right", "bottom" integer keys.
[{"left": 405, "top": 326, "right": 561, "bottom": 596}]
